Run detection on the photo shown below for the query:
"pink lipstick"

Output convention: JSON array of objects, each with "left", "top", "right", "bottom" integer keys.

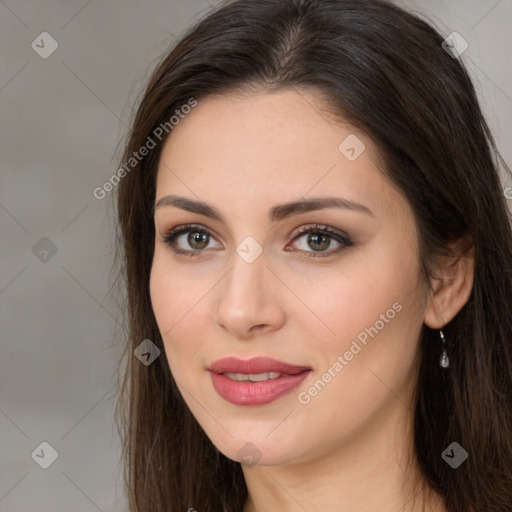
[{"left": 209, "top": 357, "right": 311, "bottom": 406}]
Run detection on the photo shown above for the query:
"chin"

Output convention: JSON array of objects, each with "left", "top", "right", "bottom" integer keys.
[{"left": 203, "top": 424, "right": 311, "bottom": 467}]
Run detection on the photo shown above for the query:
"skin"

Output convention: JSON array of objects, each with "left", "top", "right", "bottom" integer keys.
[{"left": 150, "top": 88, "right": 474, "bottom": 511}]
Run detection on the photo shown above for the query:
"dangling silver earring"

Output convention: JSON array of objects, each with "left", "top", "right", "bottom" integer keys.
[{"left": 439, "top": 328, "right": 449, "bottom": 368}]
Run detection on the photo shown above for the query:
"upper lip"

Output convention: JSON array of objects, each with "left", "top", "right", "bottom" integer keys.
[{"left": 209, "top": 357, "right": 311, "bottom": 375}]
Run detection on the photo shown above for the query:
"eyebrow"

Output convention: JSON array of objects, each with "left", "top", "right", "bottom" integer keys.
[{"left": 153, "top": 194, "right": 374, "bottom": 222}]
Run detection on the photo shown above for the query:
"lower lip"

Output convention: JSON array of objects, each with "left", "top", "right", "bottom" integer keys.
[{"left": 210, "top": 371, "right": 311, "bottom": 406}]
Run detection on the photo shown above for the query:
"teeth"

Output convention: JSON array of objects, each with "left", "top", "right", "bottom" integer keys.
[{"left": 224, "top": 372, "right": 281, "bottom": 382}]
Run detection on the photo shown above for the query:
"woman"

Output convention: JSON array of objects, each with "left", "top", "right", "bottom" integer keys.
[{"left": 113, "top": 0, "right": 512, "bottom": 510}]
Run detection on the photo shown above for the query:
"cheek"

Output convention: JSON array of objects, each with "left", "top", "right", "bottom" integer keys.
[
  {"left": 301, "top": 242, "right": 422, "bottom": 356},
  {"left": 149, "top": 256, "right": 205, "bottom": 368},
  {"left": 291, "top": 253, "right": 424, "bottom": 444}
]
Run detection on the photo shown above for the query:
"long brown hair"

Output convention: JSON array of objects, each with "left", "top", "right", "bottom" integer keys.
[{"left": 113, "top": 1, "right": 512, "bottom": 510}]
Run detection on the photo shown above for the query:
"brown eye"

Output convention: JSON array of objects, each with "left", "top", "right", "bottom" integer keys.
[
  {"left": 290, "top": 225, "right": 353, "bottom": 258},
  {"left": 161, "top": 223, "right": 353, "bottom": 259},
  {"left": 187, "top": 230, "right": 209, "bottom": 250},
  {"left": 162, "top": 224, "right": 221, "bottom": 256}
]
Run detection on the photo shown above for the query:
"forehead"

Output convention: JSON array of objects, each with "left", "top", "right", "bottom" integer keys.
[{"left": 155, "top": 89, "right": 407, "bottom": 221}]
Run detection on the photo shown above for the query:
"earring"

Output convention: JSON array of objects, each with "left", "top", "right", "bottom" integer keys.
[{"left": 439, "top": 328, "right": 449, "bottom": 368}]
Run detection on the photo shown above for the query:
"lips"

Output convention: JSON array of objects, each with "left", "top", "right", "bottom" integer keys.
[
  {"left": 209, "top": 357, "right": 311, "bottom": 376},
  {"left": 208, "top": 357, "right": 311, "bottom": 406}
]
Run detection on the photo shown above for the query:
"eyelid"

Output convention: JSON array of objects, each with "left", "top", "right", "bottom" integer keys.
[{"left": 289, "top": 223, "right": 351, "bottom": 244}]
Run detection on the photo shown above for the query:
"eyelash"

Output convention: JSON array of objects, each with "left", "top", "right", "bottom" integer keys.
[{"left": 160, "top": 223, "right": 353, "bottom": 259}]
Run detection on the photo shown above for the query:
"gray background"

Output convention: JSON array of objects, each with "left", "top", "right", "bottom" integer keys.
[{"left": 1, "top": 0, "right": 511, "bottom": 510}]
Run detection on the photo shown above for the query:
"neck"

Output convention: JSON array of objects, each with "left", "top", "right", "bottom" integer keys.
[{"left": 241, "top": 399, "right": 447, "bottom": 512}]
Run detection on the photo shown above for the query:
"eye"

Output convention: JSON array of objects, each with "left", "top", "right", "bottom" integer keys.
[
  {"left": 288, "top": 224, "right": 353, "bottom": 258},
  {"left": 160, "top": 224, "right": 221, "bottom": 257},
  {"left": 160, "top": 223, "right": 353, "bottom": 258}
]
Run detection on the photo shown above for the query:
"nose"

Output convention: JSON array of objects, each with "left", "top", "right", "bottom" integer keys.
[{"left": 213, "top": 248, "right": 286, "bottom": 340}]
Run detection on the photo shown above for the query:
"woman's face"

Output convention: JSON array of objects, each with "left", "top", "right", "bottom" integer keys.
[{"left": 150, "top": 89, "right": 428, "bottom": 466}]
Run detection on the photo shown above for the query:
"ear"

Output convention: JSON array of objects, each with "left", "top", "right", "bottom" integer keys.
[{"left": 424, "top": 234, "right": 475, "bottom": 329}]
